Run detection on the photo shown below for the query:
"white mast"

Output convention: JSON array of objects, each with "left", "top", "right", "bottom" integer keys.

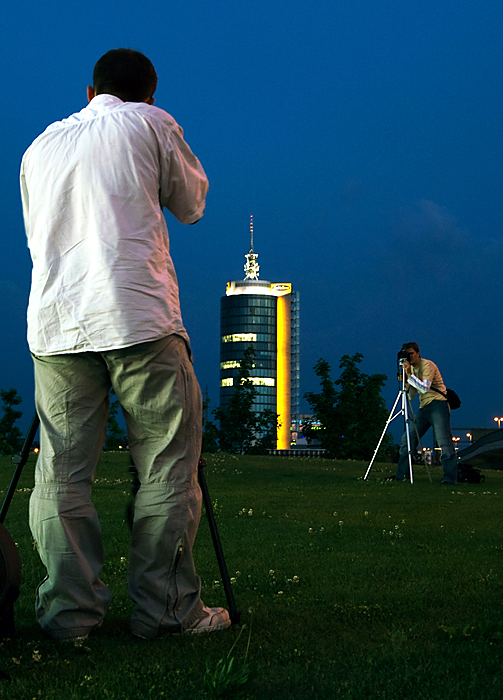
[{"left": 244, "top": 215, "right": 260, "bottom": 280}]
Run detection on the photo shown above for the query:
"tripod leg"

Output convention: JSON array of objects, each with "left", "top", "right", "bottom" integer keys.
[
  {"left": 0, "top": 412, "right": 40, "bottom": 524},
  {"left": 364, "top": 390, "right": 402, "bottom": 479},
  {"left": 126, "top": 457, "right": 241, "bottom": 625},
  {"left": 403, "top": 393, "right": 415, "bottom": 484},
  {"left": 198, "top": 458, "right": 241, "bottom": 626}
]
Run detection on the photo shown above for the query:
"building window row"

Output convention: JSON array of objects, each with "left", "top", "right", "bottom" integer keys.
[
  {"left": 221, "top": 333, "right": 257, "bottom": 343},
  {"left": 221, "top": 307, "right": 276, "bottom": 317},
  {"left": 220, "top": 376, "right": 276, "bottom": 388},
  {"left": 221, "top": 368, "right": 276, "bottom": 379},
  {"left": 220, "top": 346, "right": 276, "bottom": 360},
  {"left": 221, "top": 333, "right": 276, "bottom": 344},
  {"left": 221, "top": 324, "right": 275, "bottom": 335},
  {"left": 220, "top": 360, "right": 242, "bottom": 370},
  {"left": 222, "top": 297, "right": 276, "bottom": 309},
  {"left": 222, "top": 316, "right": 275, "bottom": 327},
  {"left": 220, "top": 361, "right": 277, "bottom": 371},
  {"left": 252, "top": 396, "right": 277, "bottom": 406}
]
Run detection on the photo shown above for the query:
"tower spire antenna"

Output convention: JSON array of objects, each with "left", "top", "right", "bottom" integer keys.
[{"left": 244, "top": 214, "right": 260, "bottom": 280}]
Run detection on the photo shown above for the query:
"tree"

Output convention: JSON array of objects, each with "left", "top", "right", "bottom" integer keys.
[
  {"left": 202, "top": 391, "right": 219, "bottom": 454},
  {"left": 0, "top": 389, "right": 23, "bottom": 456},
  {"left": 303, "top": 354, "right": 393, "bottom": 460},
  {"left": 104, "top": 391, "right": 127, "bottom": 450},
  {"left": 214, "top": 346, "right": 278, "bottom": 454}
]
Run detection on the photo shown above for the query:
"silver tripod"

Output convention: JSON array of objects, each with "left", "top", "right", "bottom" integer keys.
[{"left": 363, "top": 363, "right": 432, "bottom": 483}]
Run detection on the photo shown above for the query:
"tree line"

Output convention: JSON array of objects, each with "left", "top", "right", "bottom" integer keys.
[
  {"left": 0, "top": 350, "right": 395, "bottom": 460},
  {"left": 203, "top": 348, "right": 395, "bottom": 460}
]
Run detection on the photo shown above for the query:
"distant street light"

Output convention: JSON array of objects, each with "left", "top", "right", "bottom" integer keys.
[
  {"left": 452, "top": 436, "right": 460, "bottom": 450},
  {"left": 494, "top": 417, "right": 503, "bottom": 429},
  {"left": 466, "top": 433, "right": 472, "bottom": 442}
]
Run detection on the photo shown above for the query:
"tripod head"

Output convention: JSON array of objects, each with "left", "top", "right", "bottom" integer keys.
[{"left": 397, "top": 359, "right": 410, "bottom": 389}]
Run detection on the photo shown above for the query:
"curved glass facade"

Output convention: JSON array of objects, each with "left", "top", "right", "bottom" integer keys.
[{"left": 220, "top": 294, "right": 277, "bottom": 414}]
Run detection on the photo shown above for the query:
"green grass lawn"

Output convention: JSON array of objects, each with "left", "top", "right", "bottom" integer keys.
[{"left": 1, "top": 452, "right": 502, "bottom": 699}]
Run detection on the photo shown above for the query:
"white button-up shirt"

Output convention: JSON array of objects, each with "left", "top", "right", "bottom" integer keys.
[{"left": 20, "top": 94, "right": 208, "bottom": 355}]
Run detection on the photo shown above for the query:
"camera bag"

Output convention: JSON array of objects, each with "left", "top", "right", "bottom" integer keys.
[{"left": 430, "top": 386, "right": 461, "bottom": 410}]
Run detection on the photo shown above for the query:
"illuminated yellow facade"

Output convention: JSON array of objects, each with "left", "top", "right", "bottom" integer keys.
[{"left": 276, "top": 294, "right": 291, "bottom": 449}]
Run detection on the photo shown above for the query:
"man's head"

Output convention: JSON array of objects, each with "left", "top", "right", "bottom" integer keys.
[
  {"left": 402, "top": 342, "right": 420, "bottom": 367},
  {"left": 90, "top": 48, "right": 158, "bottom": 103}
]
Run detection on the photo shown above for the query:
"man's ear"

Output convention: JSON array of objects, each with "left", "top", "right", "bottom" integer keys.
[{"left": 87, "top": 85, "right": 96, "bottom": 102}]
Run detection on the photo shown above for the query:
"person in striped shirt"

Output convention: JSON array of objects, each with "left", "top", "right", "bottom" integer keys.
[{"left": 392, "top": 342, "right": 457, "bottom": 484}]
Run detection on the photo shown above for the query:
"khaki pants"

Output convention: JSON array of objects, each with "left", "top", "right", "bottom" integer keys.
[{"left": 30, "top": 335, "right": 203, "bottom": 640}]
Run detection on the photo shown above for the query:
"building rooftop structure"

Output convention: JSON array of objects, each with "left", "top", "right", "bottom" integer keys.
[{"left": 219, "top": 217, "right": 300, "bottom": 449}]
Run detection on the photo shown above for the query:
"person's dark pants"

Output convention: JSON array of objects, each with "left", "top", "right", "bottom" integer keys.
[{"left": 395, "top": 399, "right": 457, "bottom": 484}]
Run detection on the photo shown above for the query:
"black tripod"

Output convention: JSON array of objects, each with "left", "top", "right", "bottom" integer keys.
[
  {"left": 0, "top": 413, "right": 240, "bottom": 639},
  {"left": 0, "top": 414, "right": 38, "bottom": 639}
]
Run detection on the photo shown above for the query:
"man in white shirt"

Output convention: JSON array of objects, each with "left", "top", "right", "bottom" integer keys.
[
  {"left": 392, "top": 342, "right": 457, "bottom": 484},
  {"left": 20, "top": 48, "right": 230, "bottom": 640}
]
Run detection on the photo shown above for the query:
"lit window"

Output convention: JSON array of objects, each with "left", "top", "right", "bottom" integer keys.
[
  {"left": 221, "top": 376, "right": 274, "bottom": 387},
  {"left": 221, "top": 333, "right": 257, "bottom": 343},
  {"left": 220, "top": 361, "right": 242, "bottom": 370},
  {"left": 248, "top": 377, "right": 275, "bottom": 386}
]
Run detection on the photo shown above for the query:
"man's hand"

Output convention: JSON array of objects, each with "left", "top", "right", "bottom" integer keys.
[
  {"left": 402, "top": 360, "right": 412, "bottom": 376},
  {"left": 398, "top": 360, "right": 412, "bottom": 379}
]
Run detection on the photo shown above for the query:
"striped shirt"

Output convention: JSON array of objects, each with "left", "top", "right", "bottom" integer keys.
[{"left": 407, "top": 359, "right": 447, "bottom": 408}]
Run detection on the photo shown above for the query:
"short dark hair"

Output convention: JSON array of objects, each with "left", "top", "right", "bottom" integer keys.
[
  {"left": 402, "top": 342, "right": 420, "bottom": 355},
  {"left": 93, "top": 48, "right": 158, "bottom": 102}
]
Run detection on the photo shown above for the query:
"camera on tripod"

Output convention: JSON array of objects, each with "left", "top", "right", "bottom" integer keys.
[{"left": 397, "top": 349, "right": 411, "bottom": 366}]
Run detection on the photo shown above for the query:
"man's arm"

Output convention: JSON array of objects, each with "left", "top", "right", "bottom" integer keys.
[
  {"left": 407, "top": 360, "right": 439, "bottom": 395},
  {"left": 407, "top": 374, "right": 431, "bottom": 394},
  {"left": 159, "top": 123, "right": 209, "bottom": 224}
]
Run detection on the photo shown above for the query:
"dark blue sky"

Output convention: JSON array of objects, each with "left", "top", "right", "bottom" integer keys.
[{"left": 2, "top": 1, "right": 503, "bottom": 444}]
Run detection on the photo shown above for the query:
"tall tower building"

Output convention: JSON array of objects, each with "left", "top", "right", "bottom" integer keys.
[{"left": 219, "top": 217, "right": 300, "bottom": 449}]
